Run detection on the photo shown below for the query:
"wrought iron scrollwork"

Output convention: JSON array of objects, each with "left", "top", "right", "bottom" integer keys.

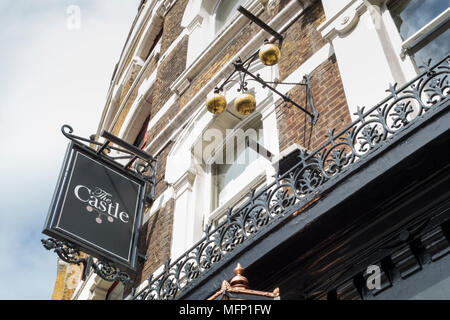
[
  {"left": 41, "top": 238, "right": 131, "bottom": 285},
  {"left": 89, "top": 258, "right": 131, "bottom": 284},
  {"left": 61, "top": 124, "right": 157, "bottom": 204},
  {"left": 41, "top": 238, "right": 84, "bottom": 265},
  {"left": 130, "top": 54, "right": 449, "bottom": 300}
]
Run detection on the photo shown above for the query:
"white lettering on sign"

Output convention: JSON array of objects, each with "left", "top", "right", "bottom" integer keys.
[{"left": 74, "top": 185, "right": 130, "bottom": 224}]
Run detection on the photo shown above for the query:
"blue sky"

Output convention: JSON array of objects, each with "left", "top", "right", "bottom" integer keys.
[{"left": 0, "top": 0, "right": 140, "bottom": 299}]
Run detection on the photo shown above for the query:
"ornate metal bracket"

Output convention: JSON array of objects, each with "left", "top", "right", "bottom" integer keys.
[
  {"left": 214, "top": 56, "right": 319, "bottom": 124},
  {"left": 61, "top": 125, "right": 157, "bottom": 205},
  {"left": 212, "top": 6, "right": 319, "bottom": 124},
  {"left": 41, "top": 238, "right": 132, "bottom": 285}
]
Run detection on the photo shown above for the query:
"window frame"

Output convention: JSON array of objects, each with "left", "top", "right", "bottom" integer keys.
[
  {"left": 206, "top": 114, "right": 269, "bottom": 226},
  {"left": 387, "top": 0, "right": 450, "bottom": 67}
]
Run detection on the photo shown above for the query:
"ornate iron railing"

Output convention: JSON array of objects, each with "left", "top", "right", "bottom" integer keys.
[{"left": 131, "top": 54, "right": 449, "bottom": 300}]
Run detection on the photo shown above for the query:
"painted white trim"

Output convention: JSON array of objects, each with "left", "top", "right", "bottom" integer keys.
[
  {"left": 99, "top": 0, "right": 178, "bottom": 137},
  {"left": 110, "top": 30, "right": 188, "bottom": 140},
  {"left": 207, "top": 158, "right": 267, "bottom": 225},
  {"left": 318, "top": 0, "right": 416, "bottom": 118}
]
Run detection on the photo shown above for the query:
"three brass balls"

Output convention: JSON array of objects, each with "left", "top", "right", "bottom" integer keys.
[{"left": 206, "top": 42, "right": 281, "bottom": 115}]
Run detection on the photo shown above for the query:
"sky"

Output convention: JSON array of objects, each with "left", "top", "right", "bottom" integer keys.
[{"left": 0, "top": 0, "right": 140, "bottom": 299}]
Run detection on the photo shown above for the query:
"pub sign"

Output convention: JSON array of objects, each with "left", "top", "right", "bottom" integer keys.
[{"left": 43, "top": 141, "right": 146, "bottom": 271}]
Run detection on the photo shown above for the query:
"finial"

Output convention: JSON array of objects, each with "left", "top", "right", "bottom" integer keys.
[{"left": 230, "top": 263, "right": 249, "bottom": 289}]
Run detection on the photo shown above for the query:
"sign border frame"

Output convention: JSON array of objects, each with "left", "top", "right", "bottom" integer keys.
[{"left": 42, "top": 141, "right": 147, "bottom": 272}]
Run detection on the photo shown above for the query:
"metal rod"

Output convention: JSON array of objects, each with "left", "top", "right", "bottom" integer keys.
[
  {"left": 215, "top": 67, "right": 239, "bottom": 92},
  {"left": 97, "top": 141, "right": 110, "bottom": 155},
  {"left": 234, "top": 62, "right": 314, "bottom": 118},
  {"left": 101, "top": 130, "right": 154, "bottom": 162},
  {"left": 262, "top": 81, "right": 308, "bottom": 86},
  {"left": 125, "top": 156, "right": 138, "bottom": 169},
  {"left": 237, "top": 6, "right": 283, "bottom": 44}
]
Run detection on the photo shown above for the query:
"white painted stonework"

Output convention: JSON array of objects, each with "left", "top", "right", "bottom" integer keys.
[{"left": 318, "top": 0, "right": 417, "bottom": 119}]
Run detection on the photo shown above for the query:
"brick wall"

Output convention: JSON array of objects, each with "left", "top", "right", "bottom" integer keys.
[
  {"left": 276, "top": 55, "right": 351, "bottom": 152},
  {"left": 278, "top": 1, "right": 327, "bottom": 81},
  {"left": 125, "top": 198, "right": 174, "bottom": 296},
  {"left": 123, "top": 141, "right": 174, "bottom": 297},
  {"left": 160, "top": 0, "right": 189, "bottom": 55},
  {"left": 153, "top": 141, "right": 173, "bottom": 198},
  {"left": 112, "top": 0, "right": 189, "bottom": 136},
  {"left": 51, "top": 259, "right": 83, "bottom": 300}
]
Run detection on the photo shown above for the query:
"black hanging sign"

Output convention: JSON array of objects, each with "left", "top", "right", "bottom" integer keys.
[{"left": 43, "top": 141, "right": 146, "bottom": 271}]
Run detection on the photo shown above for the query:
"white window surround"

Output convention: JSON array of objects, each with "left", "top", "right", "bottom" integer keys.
[
  {"left": 159, "top": 43, "right": 334, "bottom": 190},
  {"left": 207, "top": 157, "right": 268, "bottom": 226},
  {"left": 144, "top": 36, "right": 334, "bottom": 257},
  {"left": 163, "top": 35, "right": 340, "bottom": 263},
  {"left": 318, "top": 0, "right": 418, "bottom": 119},
  {"left": 165, "top": 100, "right": 281, "bottom": 264},
  {"left": 166, "top": 55, "right": 279, "bottom": 260}
]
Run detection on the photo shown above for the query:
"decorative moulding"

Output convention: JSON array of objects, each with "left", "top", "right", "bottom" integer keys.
[{"left": 318, "top": 0, "right": 367, "bottom": 40}]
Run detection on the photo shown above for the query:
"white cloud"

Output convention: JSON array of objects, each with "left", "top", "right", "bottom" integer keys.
[{"left": 0, "top": 0, "right": 140, "bottom": 299}]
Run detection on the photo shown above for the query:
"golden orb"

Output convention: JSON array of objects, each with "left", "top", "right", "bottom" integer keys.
[
  {"left": 234, "top": 92, "right": 256, "bottom": 115},
  {"left": 258, "top": 43, "right": 281, "bottom": 66},
  {"left": 206, "top": 93, "right": 227, "bottom": 114}
]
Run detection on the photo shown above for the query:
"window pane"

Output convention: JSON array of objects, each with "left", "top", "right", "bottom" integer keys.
[
  {"left": 213, "top": 118, "right": 264, "bottom": 208},
  {"left": 215, "top": 0, "right": 245, "bottom": 33},
  {"left": 412, "top": 24, "right": 450, "bottom": 66},
  {"left": 389, "top": 0, "right": 449, "bottom": 40}
]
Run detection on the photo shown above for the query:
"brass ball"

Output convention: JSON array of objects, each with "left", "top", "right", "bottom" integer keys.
[
  {"left": 234, "top": 92, "right": 256, "bottom": 115},
  {"left": 258, "top": 43, "right": 281, "bottom": 66},
  {"left": 206, "top": 93, "right": 227, "bottom": 114}
]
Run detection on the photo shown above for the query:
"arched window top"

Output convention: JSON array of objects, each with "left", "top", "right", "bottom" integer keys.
[{"left": 214, "top": 0, "right": 246, "bottom": 33}]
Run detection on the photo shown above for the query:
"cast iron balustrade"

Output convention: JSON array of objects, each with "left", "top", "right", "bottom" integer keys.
[{"left": 132, "top": 54, "right": 450, "bottom": 300}]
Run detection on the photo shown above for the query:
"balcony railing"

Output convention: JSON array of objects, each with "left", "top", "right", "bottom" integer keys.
[{"left": 131, "top": 54, "right": 450, "bottom": 300}]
